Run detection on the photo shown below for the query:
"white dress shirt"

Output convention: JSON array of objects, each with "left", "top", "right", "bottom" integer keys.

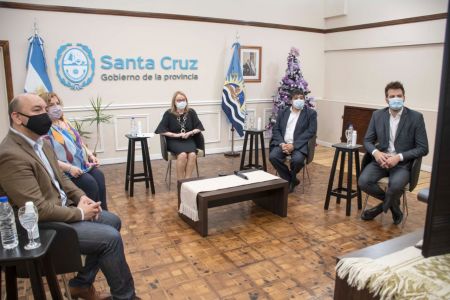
[
  {"left": 283, "top": 107, "right": 301, "bottom": 144},
  {"left": 10, "top": 128, "right": 84, "bottom": 219},
  {"left": 372, "top": 108, "right": 404, "bottom": 161}
]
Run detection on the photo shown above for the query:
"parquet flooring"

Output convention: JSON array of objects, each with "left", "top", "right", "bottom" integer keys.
[{"left": 15, "top": 146, "right": 430, "bottom": 299}]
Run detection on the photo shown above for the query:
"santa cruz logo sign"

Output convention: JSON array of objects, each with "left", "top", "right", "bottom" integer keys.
[{"left": 55, "top": 43, "right": 95, "bottom": 90}]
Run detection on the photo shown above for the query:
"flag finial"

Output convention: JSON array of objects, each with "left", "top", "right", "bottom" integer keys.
[{"left": 33, "top": 20, "right": 39, "bottom": 36}]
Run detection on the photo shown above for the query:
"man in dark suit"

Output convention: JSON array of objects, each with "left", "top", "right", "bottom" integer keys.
[
  {"left": 0, "top": 94, "right": 140, "bottom": 300},
  {"left": 359, "top": 81, "right": 428, "bottom": 224},
  {"left": 269, "top": 89, "right": 317, "bottom": 193}
]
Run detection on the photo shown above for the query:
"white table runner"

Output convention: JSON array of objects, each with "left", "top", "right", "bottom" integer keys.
[{"left": 179, "top": 170, "right": 280, "bottom": 221}]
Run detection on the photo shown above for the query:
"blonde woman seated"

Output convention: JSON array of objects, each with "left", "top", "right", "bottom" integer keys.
[
  {"left": 155, "top": 91, "right": 204, "bottom": 180},
  {"left": 40, "top": 92, "right": 108, "bottom": 210}
]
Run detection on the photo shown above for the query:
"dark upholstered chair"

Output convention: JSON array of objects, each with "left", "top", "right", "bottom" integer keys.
[
  {"left": 160, "top": 132, "right": 205, "bottom": 189},
  {"left": 16, "top": 222, "right": 83, "bottom": 300},
  {"left": 275, "top": 135, "right": 317, "bottom": 193},
  {"left": 360, "top": 152, "right": 422, "bottom": 225},
  {"left": 302, "top": 135, "right": 317, "bottom": 187},
  {"left": 417, "top": 188, "right": 429, "bottom": 203}
]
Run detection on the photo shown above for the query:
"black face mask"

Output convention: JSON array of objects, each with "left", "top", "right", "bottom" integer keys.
[{"left": 18, "top": 112, "right": 52, "bottom": 136}]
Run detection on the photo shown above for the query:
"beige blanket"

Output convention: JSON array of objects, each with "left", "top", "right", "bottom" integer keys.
[
  {"left": 336, "top": 246, "right": 450, "bottom": 299},
  {"left": 179, "top": 170, "right": 280, "bottom": 221}
]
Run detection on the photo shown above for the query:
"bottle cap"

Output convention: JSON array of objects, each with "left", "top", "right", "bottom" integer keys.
[
  {"left": 0, "top": 196, "right": 8, "bottom": 203},
  {"left": 24, "top": 202, "right": 35, "bottom": 213}
]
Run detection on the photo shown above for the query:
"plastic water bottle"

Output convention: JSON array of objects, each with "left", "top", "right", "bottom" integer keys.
[
  {"left": 346, "top": 124, "right": 354, "bottom": 147},
  {"left": 25, "top": 202, "right": 39, "bottom": 240},
  {"left": 130, "top": 117, "right": 137, "bottom": 137},
  {"left": 0, "top": 196, "right": 18, "bottom": 249}
]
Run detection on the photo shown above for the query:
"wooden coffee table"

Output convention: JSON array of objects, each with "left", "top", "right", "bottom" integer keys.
[{"left": 177, "top": 175, "right": 288, "bottom": 237}]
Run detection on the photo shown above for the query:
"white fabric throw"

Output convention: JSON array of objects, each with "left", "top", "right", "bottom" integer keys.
[
  {"left": 179, "top": 170, "right": 280, "bottom": 221},
  {"left": 336, "top": 246, "right": 450, "bottom": 299}
]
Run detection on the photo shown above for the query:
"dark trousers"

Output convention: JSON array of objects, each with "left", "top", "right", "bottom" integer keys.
[
  {"left": 71, "top": 167, "right": 108, "bottom": 210},
  {"left": 69, "top": 211, "right": 135, "bottom": 299},
  {"left": 358, "top": 161, "right": 410, "bottom": 212},
  {"left": 269, "top": 147, "right": 306, "bottom": 183}
]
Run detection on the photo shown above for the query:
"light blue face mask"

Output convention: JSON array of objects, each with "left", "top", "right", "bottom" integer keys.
[
  {"left": 292, "top": 99, "right": 305, "bottom": 110},
  {"left": 388, "top": 97, "right": 404, "bottom": 111},
  {"left": 176, "top": 101, "right": 187, "bottom": 110}
]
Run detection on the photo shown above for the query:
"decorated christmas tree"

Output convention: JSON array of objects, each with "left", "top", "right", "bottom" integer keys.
[{"left": 267, "top": 47, "right": 315, "bottom": 129}]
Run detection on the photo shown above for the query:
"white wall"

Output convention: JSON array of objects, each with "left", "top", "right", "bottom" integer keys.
[
  {"left": 1, "top": 0, "right": 447, "bottom": 170},
  {"left": 3, "top": 0, "right": 325, "bottom": 28},
  {"left": 325, "top": 0, "right": 447, "bottom": 27},
  {"left": 321, "top": 0, "right": 448, "bottom": 170},
  {"left": 0, "top": 2, "right": 324, "bottom": 163}
]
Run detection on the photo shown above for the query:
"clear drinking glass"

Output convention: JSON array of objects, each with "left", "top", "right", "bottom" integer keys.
[
  {"left": 248, "top": 116, "right": 255, "bottom": 130},
  {"left": 18, "top": 206, "right": 40, "bottom": 250}
]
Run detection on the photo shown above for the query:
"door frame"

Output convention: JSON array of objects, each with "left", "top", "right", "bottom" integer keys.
[{"left": 0, "top": 40, "right": 14, "bottom": 102}]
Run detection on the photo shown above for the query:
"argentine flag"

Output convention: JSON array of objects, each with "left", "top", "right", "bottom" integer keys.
[
  {"left": 24, "top": 35, "right": 53, "bottom": 93},
  {"left": 221, "top": 43, "right": 246, "bottom": 137}
]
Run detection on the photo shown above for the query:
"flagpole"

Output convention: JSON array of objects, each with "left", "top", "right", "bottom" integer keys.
[
  {"left": 224, "top": 127, "right": 240, "bottom": 157},
  {"left": 224, "top": 32, "right": 242, "bottom": 158},
  {"left": 34, "top": 20, "right": 38, "bottom": 36}
]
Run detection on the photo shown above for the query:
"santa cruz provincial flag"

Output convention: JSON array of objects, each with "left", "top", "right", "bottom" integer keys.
[
  {"left": 24, "top": 35, "right": 53, "bottom": 93},
  {"left": 222, "top": 42, "right": 246, "bottom": 137}
]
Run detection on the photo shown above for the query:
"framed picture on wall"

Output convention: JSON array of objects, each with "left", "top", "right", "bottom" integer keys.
[{"left": 240, "top": 46, "right": 262, "bottom": 83}]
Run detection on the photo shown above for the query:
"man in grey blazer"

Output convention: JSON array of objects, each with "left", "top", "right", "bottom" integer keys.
[
  {"left": 269, "top": 89, "right": 317, "bottom": 193},
  {"left": 359, "top": 81, "right": 428, "bottom": 224}
]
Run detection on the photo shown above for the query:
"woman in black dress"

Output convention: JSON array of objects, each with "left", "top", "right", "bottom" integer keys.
[{"left": 155, "top": 91, "right": 205, "bottom": 180}]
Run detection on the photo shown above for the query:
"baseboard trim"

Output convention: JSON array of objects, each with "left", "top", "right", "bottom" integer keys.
[
  {"left": 100, "top": 141, "right": 433, "bottom": 173},
  {"left": 100, "top": 146, "right": 246, "bottom": 165}
]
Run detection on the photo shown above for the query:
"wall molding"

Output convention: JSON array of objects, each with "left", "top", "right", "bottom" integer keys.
[
  {"left": 325, "top": 42, "right": 444, "bottom": 53},
  {"left": 0, "top": 2, "right": 446, "bottom": 34},
  {"left": 228, "top": 108, "right": 255, "bottom": 141},
  {"left": 263, "top": 108, "right": 273, "bottom": 139},
  {"left": 113, "top": 114, "right": 150, "bottom": 151},
  {"left": 102, "top": 139, "right": 433, "bottom": 172},
  {"left": 62, "top": 98, "right": 273, "bottom": 113},
  {"left": 101, "top": 145, "right": 247, "bottom": 165},
  {"left": 67, "top": 116, "right": 105, "bottom": 153},
  {"left": 196, "top": 111, "right": 221, "bottom": 144},
  {"left": 0, "top": 1, "right": 323, "bottom": 33},
  {"left": 325, "top": 13, "right": 447, "bottom": 33}
]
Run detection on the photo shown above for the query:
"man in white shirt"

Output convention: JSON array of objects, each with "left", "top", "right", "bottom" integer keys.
[
  {"left": 359, "top": 81, "right": 429, "bottom": 224},
  {"left": 269, "top": 90, "right": 317, "bottom": 193}
]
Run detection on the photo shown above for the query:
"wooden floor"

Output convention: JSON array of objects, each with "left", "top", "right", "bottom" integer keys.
[{"left": 16, "top": 146, "right": 431, "bottom": 299}]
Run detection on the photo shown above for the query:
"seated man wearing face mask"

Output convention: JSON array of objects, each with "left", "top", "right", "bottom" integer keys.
[
  {"left": 0, "top": 94, "right": 139, "bottom": 300},
  {"left": 359, "top": 81, "right": 428, "bottom": 225},
  {"left": 269, "top": 89, "right": 317, "bottom": 193}
]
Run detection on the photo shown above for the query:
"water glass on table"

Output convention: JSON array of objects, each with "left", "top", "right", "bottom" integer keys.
[
  {"left": 18, "top": 203, "right": 40, "bottom": 250},
  {"left": 248, "top": 116, "right": 255, "bottom": 130}
]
